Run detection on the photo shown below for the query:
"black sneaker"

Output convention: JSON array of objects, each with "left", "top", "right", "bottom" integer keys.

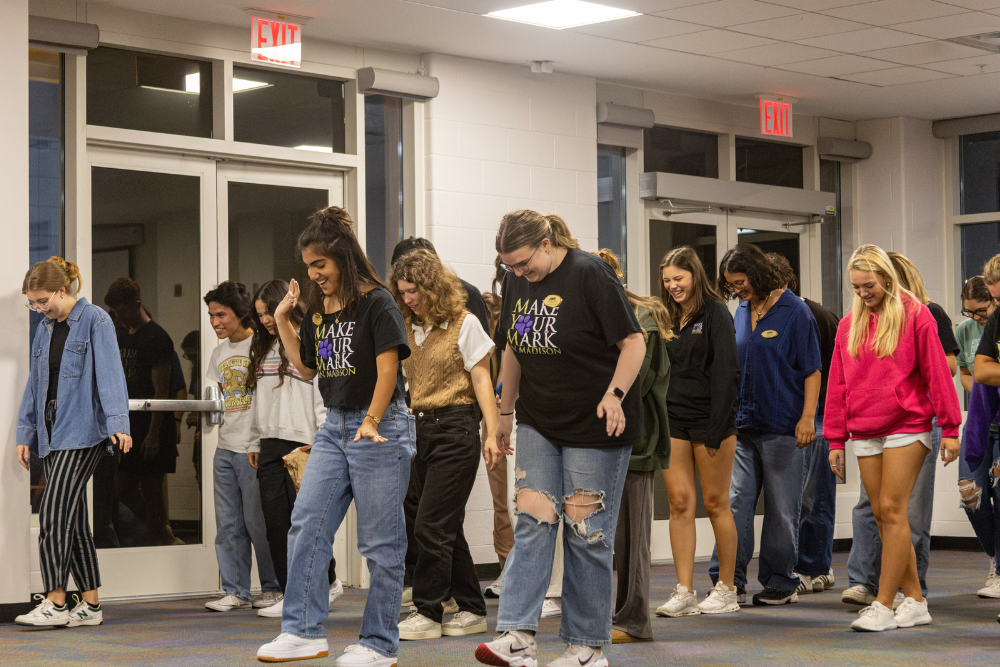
[
  {"left": 736, "top": 588, "right": 746, "bottom": 604},
  {"left": 752, "top": 587, "right": 798, "bottom": 606}
]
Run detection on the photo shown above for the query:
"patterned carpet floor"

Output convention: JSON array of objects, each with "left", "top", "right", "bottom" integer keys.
[{"left": 2, "top": 550, "right": 999, "bottom": 666}]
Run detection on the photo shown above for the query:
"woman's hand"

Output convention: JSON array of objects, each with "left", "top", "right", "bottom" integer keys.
[
  {"left": 941, "top": 437, "right": 960, "bottom": 466},
  {"left": 829, "top": 449, "right": 845, "bottom": 481},
  {"left": 274, "top": 279, "right": 300, "bottom": 322},
  {"left": 795, "top": 415, "right": 816, "bottom": 448},
  {"left": 496, "top": 414, "right": 515, "bottom": 456},
  {"left": 247, "top": 452, "right": 259, "bottom": 469},
  {"left": 483, "top": 434, "right": 503, "bottom": 470},
  {"left": 597, "top": 392, "right": 626, "bottom": 437},
  {"left": 142, "top": 432, "right": 161, "bottom": 461},
  {"left": 353, "top": 416, "right": 387, "bottom": 444},
  {"left": 112, "top": 433, "right": 132, "bottom": 453},
  {"left": 16, "top": 445, "right": 29, "bottom": 471}
]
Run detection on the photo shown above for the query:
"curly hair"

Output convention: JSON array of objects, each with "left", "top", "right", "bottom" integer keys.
[
  {"left": 766, "top": 252, "right": 797, "bottom": 293},
  {"left": 389, "top": 250, "right": 466, "bottom": 327},
  {"left": 717, "top": 244, "right": 783, "bottom": 301}
]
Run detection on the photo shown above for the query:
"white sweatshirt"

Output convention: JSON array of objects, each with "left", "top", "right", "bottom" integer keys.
[{"left": 248, "top": 339, "right": 326, "bottom": 452}]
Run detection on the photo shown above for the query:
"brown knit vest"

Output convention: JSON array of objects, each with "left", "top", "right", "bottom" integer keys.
[{"left": 403, "top": 311, "right": 477, "bottom": 410}]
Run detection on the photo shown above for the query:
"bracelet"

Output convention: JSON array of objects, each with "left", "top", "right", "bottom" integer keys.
[
  {"left": 365, "top": 413, "right": 381, "bottom": 426},
  {"left": 500, "top": 411, "right": 514, "bottom": 416}
]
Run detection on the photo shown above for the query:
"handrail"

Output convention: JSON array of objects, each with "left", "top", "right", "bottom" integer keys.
[{"left": 127, "top": 386, "right": 225, "bottom": 425}]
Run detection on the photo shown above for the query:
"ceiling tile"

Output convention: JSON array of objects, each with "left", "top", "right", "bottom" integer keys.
[
  {"left": 777, "top": 54, "right": 900, "bottom": 75},
  {"left": 861, "top": 41, "right": 990, "bottom": 64},
  {"left": 654, "top": 0, "right": 802, "bottom": 28},
  {"left": 729, "top": 12, "right": 867, "bottom": 40},
  {"left": 642, "top": 28, "right": 777, "bottom": 53},
  {"left": 571, "top": 15, "right": 706, "bottom": 41},
  {"left": 798, "top": 26, "right": 932, "bottom": 51},
  {"left": 921, "top": 52, "right": 1000, "bottom": 74},
  {"left": 835, "top": 65, "right": 957, "bottom": 85},
  {"left": 822, "top": 0, "right": 968, "bottom": 26},
  {"left": 940, "top": 0, "right": 1000, "bottom": 8},
  {"left": 593, "top": 0, "right": 717, "bottom": 12},
  {"left": 713, "top": 42, "right": 840, "bottom": 65},
  {"left": 890, "top": 11, "right": 1000, "bottom": 38},
  {"left": 763, "top": 0, "right": 872, "bottom": 8}
]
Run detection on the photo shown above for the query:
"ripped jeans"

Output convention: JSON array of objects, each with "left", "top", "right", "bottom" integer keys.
[
  {"left": 959, "top": 430, "right": 1000, "bottom": 570},
  {"left": 496, "top": 424, "right": 630, "bottom": 647}
]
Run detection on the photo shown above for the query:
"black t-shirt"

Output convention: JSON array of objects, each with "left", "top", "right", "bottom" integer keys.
[
  {"left": 300, "top": 286, "right": 410, "bottom": 408},
  {"left": 47, "top": 319, "right": 71, "bottom": 404},
  {"left": 118, "top": 320, "right": 175, "bottom": 400},
  {"left": 977, "top": 308, "right": 1000, "bottom": 363},
  {"left": 803, "top": 298, "right": 840, "bottom": 415},
  {"left": 927, "top": 301, "right": 959, "bottom": 356},
  {"left": 460, "top": 278, "right": 491, "bottom": 335},
  {"left": 494, "top": 248, "right": 642, "bottom": 448}
]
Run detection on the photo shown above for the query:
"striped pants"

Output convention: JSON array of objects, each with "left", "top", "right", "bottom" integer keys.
[{"left": 39, "top": 443, "right": 107, "bottom": 593}]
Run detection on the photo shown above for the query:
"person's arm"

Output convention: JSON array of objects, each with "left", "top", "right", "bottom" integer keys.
[
  {"left": 274, "top": 279, "right": 317, "bottom": 381},
  {"left": 16, "top": 366, "right": 37, "bottom": 471},
  {"left": 915, "top": 311, "right": 961, "bottom": 464},
  {"left": 247, "top": 382, "right": 261, "bottom": 468},
  {"left": 470, "top": 356, "right": 501, "bottom": 469},
  {"left": 598, "top": 332, "right": 646, "bottom": 437},
  {"left": 91, "top": 312, "right": 132, "bottom": 453},
  {"left": 705, "top": 303, "right": 740, "bottom": 450},
  {"left": 143, "top": 361, "right": 171, "bottom": 460},
  {"left": 975, "top": 354, "right": 1000, "bottom": 386},
  {"left": 947, "top": 353, "right": 958, "bottom": 378},
  {"left": 796, "top": 370, "right": 821, "bottom": 447},
  {"left": 961, "top": 366, "right": 974, "bottom": 394},
  {"left": 825, "top": 323, "right": 849, "bottom": 479},
  {"left": 353, "top": 347, "right": 398, "bottom": 443},
  {"left": 496, "top": 345, "right": 520, "bottom": 456}
]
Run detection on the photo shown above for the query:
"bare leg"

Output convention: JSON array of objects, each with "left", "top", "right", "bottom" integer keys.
[
  {"left": 662, "top": 438, "right": 697, "bottom": 590},
  {"left": 694, "top": 435, "right": 738, "bottom": 590},
  {"left": 876, "top": 442, "right": 928, "bottom": 606}
]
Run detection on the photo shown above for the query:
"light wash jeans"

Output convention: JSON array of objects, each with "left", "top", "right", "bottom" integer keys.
[
  {"left": 213, "top": 448, "right": 279, "bottom": 600},
  {"left": 282, "top": 399, "right": 414, "bottom": 657},
  {"left": 496, "top": 424, "right": 630, "bottom": 647},
  {"left": 959, "top": 430, "right": 1000, "bottom": 571},
  {"left": 847, "top": 423, "right": 940, "bottom": 597},
  {"left": 709, "top": 430, "right": 805, "bottom": 593},
  {"left": 797, "top": 416, "right": 836, "bottom": 578}
]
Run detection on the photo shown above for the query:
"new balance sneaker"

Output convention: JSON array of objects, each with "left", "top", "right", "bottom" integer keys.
[
  {"left": 254, "top": 591, "right": 283, "bottom": 609},
  {"left": 894, "top": 597, "right": 932, "bottom": 628},
  {"left": 544, "top": 645, "right": 608, "bottom": 667},
  {"left": 794, "top": 573, "right": 813, "bottom": 595},
  {"left": 205, "top": 594, "right": 252, "bottom": 612},
  {"left": 67, "top": 595, "right": 103, "bottom": 627},
  {"left": 841, "top": 585, "right": 876, "bottom": 606},
  {"left": 334, "top": 644, "right": 397, "bottom": 666},
  {"left": 257, "top": 633, "right": 330, "bottom": 662},
  {"left": 697, "top": 581, "right": 739, "bottom": 614},
  {"left": 485, "top": 575, "right": 502, "bottom": 599},
  {"left": 851, "top": 602, "right": 897, "bottom": 632},
  {"left": 401, "top": 587, "right": 413, "bottom": 610},
  {"left": 736, "top": 587, "right": 746, "bottom": 605},
  {"left": 14, "top": 595, "right": 70, "bottom": 627},
  {"left": 812, "top": 569, "right": 835, "bottom": 593},
  {"left": 398, "top": 611, "right": 442, "bottom": 640},
  {"left": 475, "top": 630, "right": 537, "bottom": 667},
  {"left": 752, "top": 587, "right": 797, "bottom": 606},
  {"left": 540, "top": 597, "right": 561, "bottom": 619},
  {"left": 258, "top": 596, "right": 284, "bottom": 618},
  {"left": 330, "top": 579, "right": 344, "bottom": 609},
  {"left": 655, "top": 584, "right": 700, "bottom": 617},
  {"left": 443, "top": 611, "right": 488, "bottom": 636}
]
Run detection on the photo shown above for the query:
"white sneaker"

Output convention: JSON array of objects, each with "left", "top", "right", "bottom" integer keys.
[
  {"left": 979, "top": 559, "right": 1000, "bottom": 597},
  {"left": 254, "top": 591, "right": 282, "bottom": 609},
  {"left": 258, "top": 596, "right": 284, "bottom": 618},
  {"left": 544, "top": 644, "right": 608, "bottom": 667},
  {"left": 655, "top": 584, "right": 700, "bottom": 617},
  {"left": 851, "top": 601, "right": 897, "bottom": 632},
  {"left": 257, "top": 632, "right": 330, "bottom": 662},
  {"left": 841, "top": 585, "right": 875, "bottom": 606},
  {"left": 14, "top": 595, "right": 70, "bottom": 627},
  {"left": 485, "top": 575, "right": 502, "bottom": 599},
  {"left": 475, "top": 630, "right": 537, "bottom": 667},
  {"left": 540, "top": 597, "right": 561, "bottom": 618},
  {"left": 67, "top": 595, "right": 103, "bottom": 627},
  {"left": 812, "top": 569, "right": 835, "bottom": 592},
  {"left": 334, "top": 644, "right": 397, "bottom": 666},
  {"left": 398, "top": 611, "right": 442, "bottom": 640},
  {"left": 894, "top": 597, "right": 932, "bottom": 628},
  {"left": 697, "top": 581, "right": 740, "bottom": 614},
  {"left": 205, "top": 594, "right": 252, "bottom": 612},
  {"left": 794, "top": 573, "right": 812, "bottom": 595},
  {"left": 401, "top": 587, "right": 412, "bottom": 610},
  {"left": 443, "top": 611, "right": 488, "bottom": 636},
  {"left": 329, "top": 579, "right": 344, "bottom": 609}
]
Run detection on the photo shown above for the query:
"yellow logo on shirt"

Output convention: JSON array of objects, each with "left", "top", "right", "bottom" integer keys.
[
  {"left": 543, "top": 294, "right": 563, "bottom": 308},
  {"left": 761, "top": 330, "right": 778, "bottom": 339},
  {"left": 312, "top": 313, "right": 323, "bottom": 325}
]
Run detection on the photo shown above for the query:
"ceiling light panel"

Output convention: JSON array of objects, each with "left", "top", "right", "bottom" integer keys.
[
  {"left": 730, "top": 12, "right": 866, "bottom": 40},
  {"left": 643, "top": 28, "right": 776, "bottom": 53},
  {"left": 889, "top": 12, "right": 1000, "bottom": 39},
  {"left": 777, "top": 54, "right": 899, "bottom": 75},
  {"left": 487, "top": 0, "right": 640, "bottom": 29},
  {"left": 763, "top": 0, "right": 871, "bottom": 8},
  {"left": 798, "top": 26, "right": 931, "bottom": 52},
  {"left": 822, "top": 0, "right": 967, "bottom": 27},
  {"left": 654, "top": 0, "right": 801, "bottom": 29}
]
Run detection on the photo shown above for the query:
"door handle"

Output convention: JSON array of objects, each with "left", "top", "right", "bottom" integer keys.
[{"left": 128, "top": 385, "right": 225, "bottom": 426}]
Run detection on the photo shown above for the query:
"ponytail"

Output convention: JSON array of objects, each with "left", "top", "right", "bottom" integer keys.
[
  {"left": 496, "top": 209, "right": 580, "bottom": 255},
  {"left": 593, "top": 249, "right": 672, "bottom": 340},
  {"left": 23, "top": 256, "right": 82, "bottom": 296}
]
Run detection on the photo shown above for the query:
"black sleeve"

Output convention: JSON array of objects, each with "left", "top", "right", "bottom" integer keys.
[
  {"left": 460, "top": 278, "right": 491, "bottom": 335},
  {"left": 977, "top": 309, "right": 1000, "bottom": 362},
  {"left": 928, "top": 302, "right": 959, "bottom": 355},
  {"left": 705, "top": 301, "right": 739, "bottom": 450},
  {"left": 586, "top": 258, "right": 641, "bottom": 347},
  {"left": 371, "top": 291, "right": 411, "bottom": 361},
  {"left": 300, "top": 311, "right": 318, "bottom": 370},
  {"left": 151, "top": 329, "right": 174, "bottom": 367}
]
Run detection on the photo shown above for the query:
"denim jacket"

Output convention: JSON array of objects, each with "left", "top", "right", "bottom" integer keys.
[{"left": 17, "top": 298, "right": 131, "bottom": 457}]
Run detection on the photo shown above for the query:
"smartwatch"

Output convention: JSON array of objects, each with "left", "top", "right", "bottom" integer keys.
[{"left": 608, "top": 387, "right": 625, "bottom": 401}]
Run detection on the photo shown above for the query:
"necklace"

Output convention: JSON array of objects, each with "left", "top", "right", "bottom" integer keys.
[{"left": 752, "top": 291, "right": 776, "bottom": 320}]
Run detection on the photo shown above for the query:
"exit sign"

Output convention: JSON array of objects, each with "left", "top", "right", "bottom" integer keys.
[
  {"left": 760, "top": 99, "right": 793, "bottom": 138},
  {"left": 251, "top": 15, "right": 301, "bottom": 68}
]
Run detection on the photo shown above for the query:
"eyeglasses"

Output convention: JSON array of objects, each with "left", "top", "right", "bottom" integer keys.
[
  {"left": 724, "top": 278, "right": 747, "bottom": 292},
  {"left": 963, "top": 307, "right": 992, "bottom": 320},
  {"left": 25, "top": 292, "right": 56, "bottom": 312},
  {"left": 499, "top": 246, "right": 539, "bottom": 274}
]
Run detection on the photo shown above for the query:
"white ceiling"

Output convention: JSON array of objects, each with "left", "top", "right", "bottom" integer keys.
[{"left": 89, "top": 0, "right": 1000, "bottom": 121}]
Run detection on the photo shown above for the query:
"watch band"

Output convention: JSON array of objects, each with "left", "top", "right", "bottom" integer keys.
[{"left": 608, "top": 387, "right": 624, "bottom": 401}]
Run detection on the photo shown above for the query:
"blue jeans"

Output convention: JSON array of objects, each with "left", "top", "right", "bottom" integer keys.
[
  {"left": 796, "top": 417, "right": 836, "bottom": 578},
  {"left": 213, "top": 448, "right": 279, "bottom": 600},
  {"left": 282, "top": 400, "right": 414, "bottom": 657},
  {"left": 709, "top": 430, "right": 804, "bottom": 592},
  {"left": 959, "top": 430, "right": 1000, "bottom": 570},
  {"left": 496, "top": 425, "right": 630, "bottom": 647},
  {"left": 847, "top": 423, "right": 939, "bottom": 597}
]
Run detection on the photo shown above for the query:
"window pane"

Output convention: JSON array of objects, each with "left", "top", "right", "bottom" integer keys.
[
  {"left": 737, "top": 229, "right": 800, "bottom": 293},
  {"left": 365, "top": 95, "right": 403, "bottom": 279},
  {"left": 597, "top": 145, "right": 625, "bottom": 270},
  {"left": 233, "top": 66, "right": 346, "bottom": 153},
  {"left": 820, "top": 160, "right": 843, "bottom": 315},
  {"left": 644, "top": 126, "right": 718, "bottom": 178},
  {"left": 960, "top": 131, "right": 1000, "bottom": 215},
  {"left": 88, "top": 47, "right": 213, "bottom": 138},
  {"left": 961, "top": 221, "right": 1000, "bottom": 283},
  {"left": 735, "top": 137, "right": 803, "bottom": 189},
  {"left": 648, "top": 220, "right": 716, "bottom": 297}
]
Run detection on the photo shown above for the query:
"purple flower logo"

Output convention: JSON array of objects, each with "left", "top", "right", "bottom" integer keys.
[
  {"left": 514, "top": 315, "right": 533, "bottom": 335},
  {"left": 318, "top": 339, "right": 333, "bottom": 360}
]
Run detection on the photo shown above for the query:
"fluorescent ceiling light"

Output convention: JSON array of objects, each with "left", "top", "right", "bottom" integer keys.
[
  {"left": 182, "top": 74, "right": 271, "bottom": 94},
  {"left": 487, "top": 0, "right": 638, "bottom": 30},
  {"left": 294, "top": 145, "right": 333, "bottom": 153},
  {"left": 140, "top": 85, "right": 197, "bottom": 95},
  {"left": 233, "top": 78, "right": 271, "bottom": 92}
]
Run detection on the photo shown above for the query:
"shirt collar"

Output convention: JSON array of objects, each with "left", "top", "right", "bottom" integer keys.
[{"left": 412, "top": 321, "right": 448, "bottom": 333}]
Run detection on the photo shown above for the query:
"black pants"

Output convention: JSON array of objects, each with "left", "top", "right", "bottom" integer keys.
[
  {"left": 612, "top": 470, "right": 654, "bottom": 639},
  {"left": 258, "top": 438, "right": 336, "bottom": 592},
  {"left": 409, "top": 405, "right": 486, "bottom": 623}
]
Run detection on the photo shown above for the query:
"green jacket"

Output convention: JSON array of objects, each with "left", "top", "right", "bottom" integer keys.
[{"left": 630, "top": 306, "right": 671, "bottom": 472}]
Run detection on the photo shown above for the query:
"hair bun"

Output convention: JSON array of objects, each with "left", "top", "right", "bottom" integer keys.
[{"left": 48, "top": 256, "right": 82, "bottom": 290}]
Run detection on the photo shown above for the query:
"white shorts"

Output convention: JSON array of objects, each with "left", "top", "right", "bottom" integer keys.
[{"left": 852, "top": 431, "right": 932, "bottom": 458}]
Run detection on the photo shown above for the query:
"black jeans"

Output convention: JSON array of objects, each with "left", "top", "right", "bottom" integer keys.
[
  {"left": 258, "top": 438, "right": 336, "bottom": 592},
  {"left": 409, "top": 405, "right": 486, "bottom": 622}
]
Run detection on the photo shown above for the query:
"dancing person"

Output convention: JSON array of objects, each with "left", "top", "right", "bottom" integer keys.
[
  {"left": 256, "top": 207, "right": 413, "bottom": 666},
  {"left": 709, "top": 243, "right": 822, "bottom": 607},
  {"left": 14, "top": 257, "right": 132, "bottom": 628},
  {"left": 203, "top": 281, "right": 280, "bottom": 612},
  {"left": 827, "top": 245, "right": 961, "bottom": 632},
  {"left": 474, "top": 210, "right": 646, "bottom": 667},
  {"left": 390, "top": 250, "right": 498, "bottom": 641},
  {"left": 973, "top": 253, "right": 1000, "bottom": 387},
  {"left": 655, "top": 246, "right": 741, "bottom": 616}
]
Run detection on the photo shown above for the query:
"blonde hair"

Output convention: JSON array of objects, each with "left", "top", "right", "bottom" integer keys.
[
  {"left": 22, "top": 256, "right": 82, "bottom": 296},
  {"left": 846, "top": 244, "right": 906, "bottom": 358},
  {"left": 495, "top": 210, "right": 580, "bottom": 254},
  {"left": 593, "top": 248, "right": 672, "bottom": 340},
  {"left": 887, "top": 252, "right": 928, "bottom": 305},
  {"left": 389, "top": 249, "right": 466, "bottom": 327},
  {"left": 984, "top": 254, "right": 1000, "bottom": 287}
]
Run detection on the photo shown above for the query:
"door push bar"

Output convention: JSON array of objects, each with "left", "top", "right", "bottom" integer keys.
[{"left": 128, "top": 385, "right": 225, "bottom": 426}]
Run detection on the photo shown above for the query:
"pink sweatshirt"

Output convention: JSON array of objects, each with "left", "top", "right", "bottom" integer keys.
[{"left": 825, "top": 294, "right": 961, "bottom": 450}]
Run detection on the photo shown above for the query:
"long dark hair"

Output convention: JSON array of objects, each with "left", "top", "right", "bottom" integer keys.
[
  {"left": 247, "top": 280, "right": 305, "bottom": 393},
  {"left": 659, "top": 246, "right": 722, "bottom": 329},
  {"left": 296, "top": 207, "right": 384, "bottom": 317},
  {"left": 716, "top": 244, "right": 782, "bottom": 302}
]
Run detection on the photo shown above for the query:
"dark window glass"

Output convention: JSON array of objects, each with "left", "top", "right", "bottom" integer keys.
[
  {"left": 644, "top": 125, "right": 718, "bottom": 178},
  {"left": 960, "top": 131, "right": 1000, "bottom": 215},
  {"left": 597, "top": 145, "right": 626, "bottom": 272},
  {"left": 365, "top": 95, "right": 403, "bottom": 280},
  {"left": 233, "top": 66, "right": 345, "bottom": 153},
  {"left": 87, "top": 47, "right": 213, "bottom": 138},
  {"left": 737, "top": 228, "right": 800, "bottom": 293},
  {"left": 961, "top": 221, "right": 1000, "bottom": 283},
  {"left": 735, "top": 137, "right": 803, "bottom": 189},
  {"left": 820, "top": 159, "right": 842, "bottom": 316},
  {"left": 647, "top": 220, "right": 716, "bottom": 297}
]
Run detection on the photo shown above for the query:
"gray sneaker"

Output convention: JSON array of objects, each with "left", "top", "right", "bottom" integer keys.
[
  {"left": 475, "top": 630, "right": 537, "bottom": 667},
  {"left": 544, "top": 645, "right": 608, "bottom": 667},
  {"left": 443, "top": 611, "right": 488, "bottom": 636}
]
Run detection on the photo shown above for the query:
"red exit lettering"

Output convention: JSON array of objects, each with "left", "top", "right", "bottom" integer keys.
[
  {"left": 251, "top": 15, "right": 302, "bottom": 68},
  {"left": 760, "top": 99, "right": 793, "bottom": 138}
]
